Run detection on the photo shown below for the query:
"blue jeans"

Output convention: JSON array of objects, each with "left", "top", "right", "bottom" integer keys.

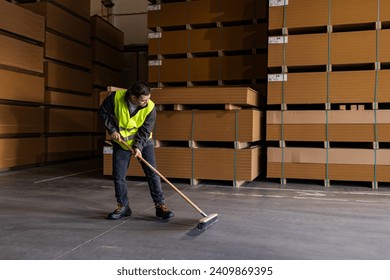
[{"left": 112, "top": 140, "right": 165, "bottom": 207}]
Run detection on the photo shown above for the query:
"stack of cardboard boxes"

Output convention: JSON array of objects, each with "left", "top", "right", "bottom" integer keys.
[
  {"left": 152, "top": 87, "right": 264, "bottom": 186},
  {"left": 0, "top": 0, "right": 45, "bottom": 169},
  {"left": 0, "top": 0, "right": 127, "bottom": 170},
  {"left": 91, "top": 15, "right": 126, "bottom": 91},
  {"left": 148, "top": 0, "right": 267, "bottom": 90},
  {"left": 91, "top": 15, "right": 127, "bottom": 155},
  {"left": 267, "top": 0, "right": 390, "bottom": 187},
  {"left": 21, "top": 0, "right": 97, "bottom": 162},
  {"left": 139, "top": 0, "right": 268, "bottom": 186}
]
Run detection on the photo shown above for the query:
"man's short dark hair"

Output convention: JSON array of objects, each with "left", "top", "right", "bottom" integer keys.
[{"left": 129, "top": 81, "right": 151, "bottom": 98}]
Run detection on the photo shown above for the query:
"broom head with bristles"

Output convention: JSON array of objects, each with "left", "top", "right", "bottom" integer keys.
[{"left": 197, "top": 213, "right": 219, "bottom": 230}]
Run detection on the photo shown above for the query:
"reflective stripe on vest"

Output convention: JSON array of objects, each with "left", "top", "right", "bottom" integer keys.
[{"left": 113, "top": 90, "right": 154, "bottom": 150}]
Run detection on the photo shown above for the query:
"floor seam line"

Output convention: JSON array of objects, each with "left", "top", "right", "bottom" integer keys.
[{"left": 34, "top": 169, "right": 102, "bottom": 184}]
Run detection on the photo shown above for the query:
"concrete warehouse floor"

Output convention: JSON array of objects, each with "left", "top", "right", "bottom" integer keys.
[{"left": 1, "top": 157, "right": 390, "bottom": 260}]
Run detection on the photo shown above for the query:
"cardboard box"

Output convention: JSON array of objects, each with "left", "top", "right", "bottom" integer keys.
[
  {"left": 377, "top": 165, "right": 390, "bottom": 182},
  {"left": 41, "top": 0, "right": 91, "bottom": 20},
  {"left": 92, "top": 64, "right": 126, "bottom": 88},
  {"left": 267, "top": 123, "right": 380, "bottom": 142},
  {"left": 266, "top": 147, "right": 390, "bottom": 182},
  {"left": 220, "top": 24, "right": 268, "bottom": 51},
  {"left": 149, "top": 54, "right": 267, "bottom": 83},
  {"left": 148, "top": 59, "right": 188, "bottom": 83},
  {"left": 269, "top": 147, "right": 390, "bottom": 166},
  {"left": 331, "top": 31, "right": 376, "bottom": 65},
  {"left": 188, "top": 28, "right": 218, "bottom": 53},
  {"left": 154, "top": 111, "right": 193, "bottom": 141},
  {"left": 46, "top": 135, "right": 94, "bottom": 162},
  {"left": 0, "top": 137, "right": 45, "bottom": 169},
  {"left": 269, "top": 0, "right": 329, "bottom": 30},
  {"left": 0, "top": 104, "right": 44, "bottom": 134},
  {"left": 267, "top": 72, "right": 327, "bottom": 105},
  {"left": 268, "top": 162, "right": 375, "bottom": 182},
  {"left": 148, "top": 0, "right": 265, "bottom": 28},
  {"left": 45, "top": 91, "right": 95, "bottom": 108},
  {"left": 268, "top": 33, "right": 328, "bottom": 67},
  {"left": 0, "top": 34, "right": 43, "bottom": 73},
  {"left": 188, "top": 0, "right": 221, "bottom": 25},
  {"left": 151, "top": 86, "right": 260, "bottom": 107},
  {"left": 148, "top": 2, "right": 188, "bottom": 28},
  {"left": 189, "top": 57, "right": 219, "bottom": 81},
  {"left": 154, "top": 147, "right": 192, "bottom": 178},
  {"left": 45, "top": 32, "right": 92, "bottom": 69},
  {"left": 329, "top": 70, "right": 376, "bottom": 103},
  {"left": 47, "top": 108, "right": 95, "bottom": 133},
  {"left": 380, "top": 1, "right": 390, "bottom": 22},
  {"left": 268, "top": 162, "right": 374, "bottom": 182},
  {"left": 0, "top": 69, "right": 44, "bottom": 103},
  {"left": 148, "top": 30, "right": 188, "bottom": 55},
  {"left": 267, "top": 161, "right": 326, "bottom": 180},
  {"left": 189, "top": 24, "right": 267, "bottom": 53},
  {"left": 267, "top": 70, "right": 390, "bottom": 105},
  {"left": 194, "top": 146, "right": 261, "bottom": 181},
  {"left": 92, "top": 40, "right": 124, "bottom": 71},
  {"left": 379, "top": 30, "right": 390, "bottom": 63},
  {"left": 219, "top": 0, "right": 267, "bottom": 22},
  {"left": 194, "top": 110, "right": 262, "bottom": 142},
  {"left": 267, "top": 110, "right": 390, "bottom": 142},
  {"left": 21, "top": 2, "right": 91, "bottom": 45},
  {"left": 45, "top": 62, "right": 91, "bottom": 94},
  {"left": 0, "top": 0, "right": 44, "bottom": 42},
  {"left": 155, "top": 109, "right": 263, "bottom": 142},
  {"left": 220, "top": 54, "right": 267, "bottom": 80},
  {"left": 331, "top": 1, "right": 377, "bottom": 25},
  {"left": 91, "top": 15, "right": 124, "bottom": 51}
]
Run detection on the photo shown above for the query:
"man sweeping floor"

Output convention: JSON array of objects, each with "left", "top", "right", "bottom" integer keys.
[{"left": 98, "top": 81, "right": 174, "bottom": 221}]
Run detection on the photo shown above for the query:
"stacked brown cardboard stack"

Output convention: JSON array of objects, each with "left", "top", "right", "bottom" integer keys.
[
  {"left": 91, "top": 15, "right": 127, "bottom": 156},
  {"left": 21, "top": 0, "right": 96, "bottom": 162},
  {"left": 154, "top": 87, "right": 264, "bottom": 186},
  {"left": 103, "top": 87, "right": 265, "bottom": 187},
  {"left": 91, "top": 15, "right": 126, "bottom": 90},
  {"left": 144, "top": 0, "right": 268, "bottom": 186},
  {"left": 0, "top": 1, "right": 45, "bottom": 169},
  {"left": 147, "top": 0, "right": 267, "bottom": 91},
  {"left": 267, "top": 0, "right": 390, "bottom": 187}
]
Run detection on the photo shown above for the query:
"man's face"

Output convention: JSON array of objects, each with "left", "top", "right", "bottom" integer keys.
[{"left": 130, "top": 94, "right": 150, "bottom": 107}]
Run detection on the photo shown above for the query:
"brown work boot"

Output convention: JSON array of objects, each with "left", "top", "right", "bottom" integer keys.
[
  {"left": 108, "top": 203, "right": 132, "bottom": 220},
  {"left": 155, "top": 203, "right": 174, "bottom": 221}
]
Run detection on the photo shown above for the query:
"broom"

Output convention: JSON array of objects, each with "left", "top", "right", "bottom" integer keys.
[{"left": 117, "top": 139, "right": 219, "bottom": 230}]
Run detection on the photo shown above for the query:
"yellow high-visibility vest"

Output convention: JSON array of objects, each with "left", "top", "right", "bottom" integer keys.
[{"left": 113, "top": 90, "right": 154, "bottom": 150}]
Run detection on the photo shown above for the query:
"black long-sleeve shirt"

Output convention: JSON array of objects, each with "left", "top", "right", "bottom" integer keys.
[{"left": 98, "top": 91, "right": 156, "bottom": 151}]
